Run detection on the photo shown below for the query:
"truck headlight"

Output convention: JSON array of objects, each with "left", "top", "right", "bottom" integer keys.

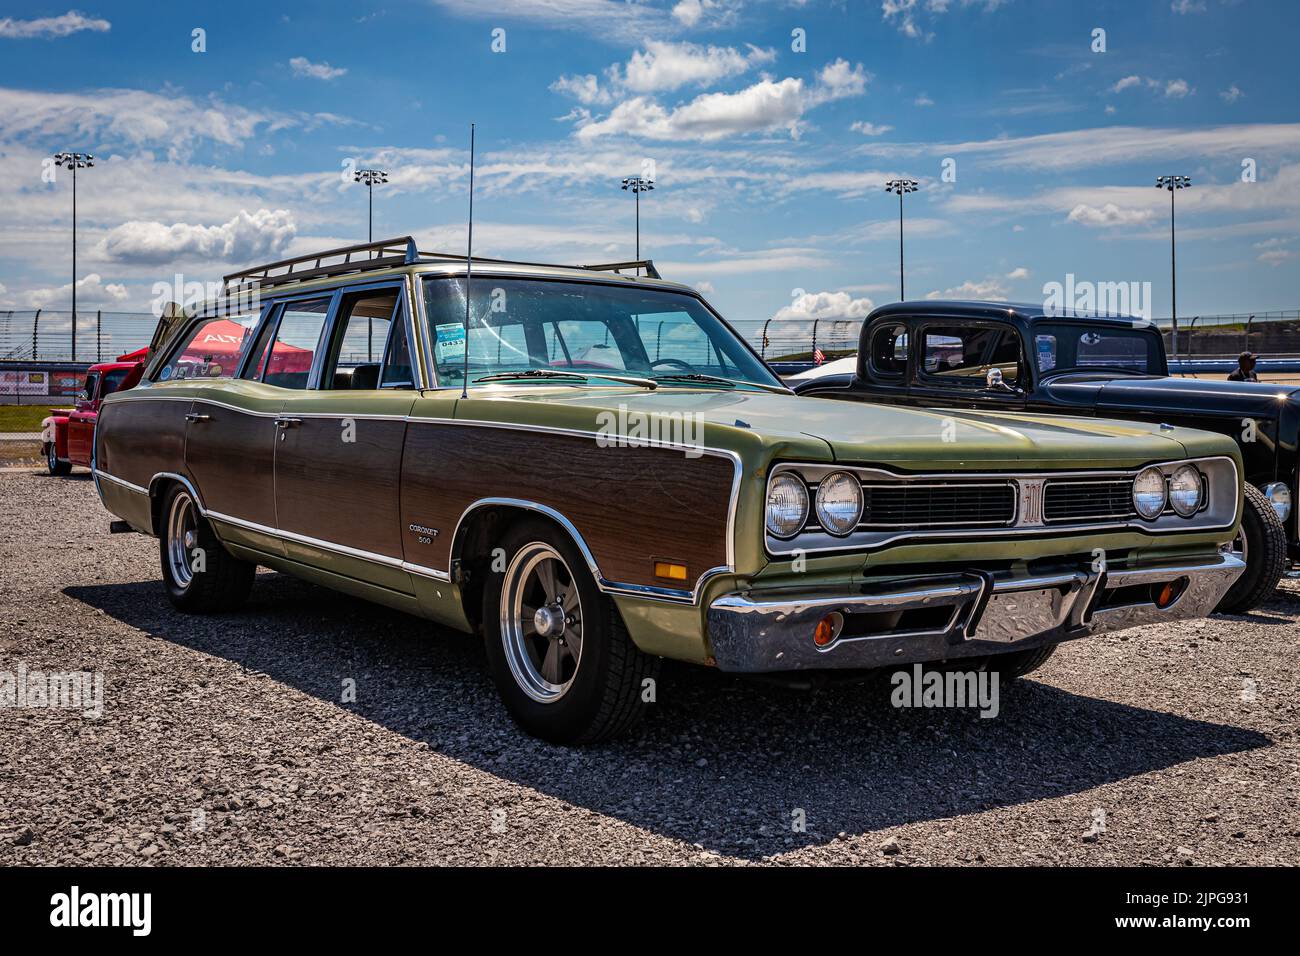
[
  {"left": 766, "top": 473, "right": 809, "bottom": 539},
  {"left": 814, "top": 471, "right": 864, "bottom": 536},
  {"left": 1168, "top": 465, "right": 1203, "bottom": 517},
  {"left": 1263, "top": 482, "right": 1292, "bottom": 522},
  {"left": 1133, "top": 466, "right": 1167, "bottom": 520}
]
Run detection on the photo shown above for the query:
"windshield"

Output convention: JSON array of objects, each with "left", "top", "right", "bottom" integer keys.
[
  {"left": 422, "top": 277, "right": 782, "bottom": 389},
  {"left": 1033, "top": 325, "right": 1162, "bottom": 376}
]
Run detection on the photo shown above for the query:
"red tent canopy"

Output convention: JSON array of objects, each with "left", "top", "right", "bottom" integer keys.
[{"left": 176, "top": 318, "right": 312, "bottom": 376}]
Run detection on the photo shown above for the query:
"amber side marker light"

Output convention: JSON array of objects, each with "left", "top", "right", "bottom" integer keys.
[
  {"left": 654, "top": 561, "right": 688, "bottom": 581},
  {"left": 813, "top": 612, "right": 844, "bottom": 648},
  {"left": 1154, "top": 579, "right": 1186, "bottom": 609}
]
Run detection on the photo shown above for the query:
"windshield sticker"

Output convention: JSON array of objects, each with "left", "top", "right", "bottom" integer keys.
[
  {"left": 1036, "top": 334, "right": 1056, "bottom": 372},
  {"left": 435, "top": 323, "right": 466, "bottom": 363}
]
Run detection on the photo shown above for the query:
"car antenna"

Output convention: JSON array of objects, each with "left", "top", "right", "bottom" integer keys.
[{"left": 461, "top": 122, "right": 475, "bottom": 400}]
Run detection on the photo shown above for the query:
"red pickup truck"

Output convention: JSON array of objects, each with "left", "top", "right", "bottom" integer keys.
[{"left": 42, "top": 354, "right": 145, "bottom": 475}]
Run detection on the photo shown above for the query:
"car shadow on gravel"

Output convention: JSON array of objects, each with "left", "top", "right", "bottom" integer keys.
[{"left": 67, "top": 574, "right": 1271, "bottom": 861}]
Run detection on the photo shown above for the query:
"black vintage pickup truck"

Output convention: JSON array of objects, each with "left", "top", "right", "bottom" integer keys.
[{"left": 792, "top": 300, "right": 1293, "bottom": 613}]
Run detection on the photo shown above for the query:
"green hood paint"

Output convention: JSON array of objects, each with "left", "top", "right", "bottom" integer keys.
[{"left": 458, "top": 384, "right": 1231, "bottom": 471}]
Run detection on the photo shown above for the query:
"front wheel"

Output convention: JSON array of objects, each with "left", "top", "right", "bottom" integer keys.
[
  {"left": 1216, "top": 483, "right": 1287, "bottom": 614},
  {"left": 482, "top": 519, "right": 660, "bottom": 744},
  {"left": 45, "top": 443, "right": 71, "bottom": 476},
  {"left": 159, "top": 483, "right": 254, "bottom": 613}
]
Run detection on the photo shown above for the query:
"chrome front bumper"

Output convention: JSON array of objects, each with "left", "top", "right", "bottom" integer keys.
[{"left": 706, "top": 553, "right": 1245, "bottom": 673}]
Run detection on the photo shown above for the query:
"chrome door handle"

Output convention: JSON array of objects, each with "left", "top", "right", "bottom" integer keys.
[
  {"left": 275, "top": 417, "right": 303, "bottom": 429},
  {"left": 185, "top": 412, "right": 210, "bottom": 422}
]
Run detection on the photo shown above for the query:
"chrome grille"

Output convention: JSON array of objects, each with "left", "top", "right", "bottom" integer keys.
[
  {"left": 857, "top": 481, "right": 1016, "bottom": 529},
  {"left": 1043, "top": 478, "right": 1135, "bottom": 523}
]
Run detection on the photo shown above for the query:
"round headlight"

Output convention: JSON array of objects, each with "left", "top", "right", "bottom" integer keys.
[
  {"left": 814, "top": 471, "right": 864, "bottom": 536},
  {"left": 766, "top": 473, "right": 810, "bottom": 539},
  {"left": 1133, "top": 466, "right": 1167, "bottom": 519},
  {"left": 1168, "top": 465, "right": 1203, "bottom": 517},
  {"left": 1263, "top": 482, "right": 1292, "bottom": 522}
]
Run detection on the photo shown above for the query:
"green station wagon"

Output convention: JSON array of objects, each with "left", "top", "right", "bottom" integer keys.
[{"left": 94, "top": 238, "right": 1246, "bottom": 743}]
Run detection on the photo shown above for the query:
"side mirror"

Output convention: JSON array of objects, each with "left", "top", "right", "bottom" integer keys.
[{"left": 985, "top": 367, "right": 1004, "bottom": 389}]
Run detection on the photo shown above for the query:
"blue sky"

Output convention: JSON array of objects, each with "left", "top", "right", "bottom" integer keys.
[{"left": 1, "top": 0, "right": 1297, "bottom": 328}]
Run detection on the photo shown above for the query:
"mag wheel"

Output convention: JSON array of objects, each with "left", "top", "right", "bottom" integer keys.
[
  {"left": 483, "top": 519, "right": 659, "bottom": 744},
  {"left": 45, "top": 443, "right": 71, "bottom": 476},
  {"left": 159, "top": 483, "right": 254, "bottom": 613}
]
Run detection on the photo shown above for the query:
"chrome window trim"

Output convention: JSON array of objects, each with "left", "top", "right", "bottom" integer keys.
[{"left": 766, "top": 456, "right": 1240, "bottom": 557}]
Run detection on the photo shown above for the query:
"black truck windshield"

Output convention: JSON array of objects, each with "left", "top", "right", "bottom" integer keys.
[{"left": 1032, "top": 325, "right": 1162, "bottom": 376}]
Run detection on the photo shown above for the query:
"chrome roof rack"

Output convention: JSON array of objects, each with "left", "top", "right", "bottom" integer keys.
[{"left": 222, "top": 236, "right": 663, "bottom": 293}]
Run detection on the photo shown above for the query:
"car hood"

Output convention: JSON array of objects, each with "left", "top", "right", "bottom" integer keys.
[
  {"left": 1045, "top": 373, "right": 1300, "bottom": 419},
  {"left": 464, "top": 385, "right": 1210, "bottom": 470}
]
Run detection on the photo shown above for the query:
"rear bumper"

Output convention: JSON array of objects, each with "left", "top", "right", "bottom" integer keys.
[{"left": 706, "top": 553, "right": 1244, "bottom": 673}]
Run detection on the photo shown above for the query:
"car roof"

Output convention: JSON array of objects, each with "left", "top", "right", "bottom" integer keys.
[{"left": 866, "top": 300, "right": 1160, "bottom": 333}]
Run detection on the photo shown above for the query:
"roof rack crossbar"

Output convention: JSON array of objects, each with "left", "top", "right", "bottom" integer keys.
[{"left": 221, "top": 236, "right": 663, "bottom": 293}]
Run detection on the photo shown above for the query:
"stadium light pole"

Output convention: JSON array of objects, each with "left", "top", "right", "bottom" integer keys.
[
  {"left": 621, "top": 175, "right": 654, "bottom": 262},
  {"left": 353, "top": 168, "right": 389, "bottom": 243},
  {"left": 884, "top": 178, "right": 919, "bottom": 301},
  {"left": 54, "top": 151, "right": 93, "bottom": 361},
  {"left": 1156, "top": 174, "right": 1191, "bottom": 357}
]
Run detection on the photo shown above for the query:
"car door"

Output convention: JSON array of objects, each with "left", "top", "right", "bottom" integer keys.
[
  {"left": 179, "top": 301, "right": 316, "bottom": 558},
  {"left": 272, "top": 282, "right": 419, "bottom": 593},
  {"left": 907, "top": 320, "right": 1029, "bottom": 413}
]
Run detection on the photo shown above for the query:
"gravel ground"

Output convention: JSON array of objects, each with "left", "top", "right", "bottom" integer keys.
[{"left": 1, "top": 468, "right": 1297, "bottom": 866}]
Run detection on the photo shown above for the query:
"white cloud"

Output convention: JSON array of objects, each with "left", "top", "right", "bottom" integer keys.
[
  {"left": 427, "top": 0, "right": 672, "bottom": 41},
  {"left": 0, "top": 85, "right": 350, "bottom": 157},
  {"left": 926, "top": 276, "right": 1010, "bottom": 301},
  {"left": 772, "top": 289, "right": 875, "bottom": 321},
  {"left": 862, "top": 123, "right": 1300, "bottom": 172},
  {"left": 1066, "top": 203, "right": 1155, "bottom": 227},
  {"left": 913, "top": 93, "right": 934, "bottom": 107},
  {"left": 1006, "top": 266, "right": 1029, "bottom": 280},
  {"left": 0, "top": 11, "right": 110, "bottom": 39},
  {"left": 1255, "top": 238, "right": 1295, "bottom": 266},
  {"left": 1221, "top": 85, "right": 1243, "bottom": 103},
  {"left": 1171, "top": 0, "right": 1206, "bottom": 13},
  {"left": 1108, "top": 75, "right": 1192, "bottom": 98},
  {"left": 26, "top": 273, "right": 128, "bottom": 308},
  {"left": 290, "top": 57, "right": 347, "bottom": 80},
  {"left": 672, "top": 0, "right": 704, "bottom": 26},
  {"left": 695, "top": 280, "right": 716, "bottom": 295},
  {"left": 850, "top": 121, "right": 894, "bottom": 136},
  {"left": 97, "top": 209, "right": 297, "bottom": 265},
  {"left": 552, "top": 40, "right": 776, "bottom": 105},
  {"left": 881, "top": 0, "right": 1007, "bottom": 40},
  {"left": 573, "top": 59, "right": 868, "bottom": 142}
]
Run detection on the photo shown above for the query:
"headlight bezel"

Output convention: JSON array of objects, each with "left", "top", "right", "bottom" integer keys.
[
  {"left": 814, "top": 471, "right": 864, "bottom": 536},
  {"left": 1132, "top": 466, "right": 1168, "bottom": 520},
  {"left": 765, "top": 472, "right": 810, "bottom": 539},
  {"left": 1168, "top": 464, "right": 1204, "bottom": 517}
]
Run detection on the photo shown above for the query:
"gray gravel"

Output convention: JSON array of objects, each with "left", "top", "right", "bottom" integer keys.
[{"left": 1, "top": 468, "right": 1297, "bottom": 866}]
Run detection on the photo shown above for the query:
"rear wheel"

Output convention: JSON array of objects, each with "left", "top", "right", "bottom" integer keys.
[
  {"left": 1216, "top": 483, "right": 1287, "bottom": 614},
  {"left": 159, "top": 483, "right": 254, "bottom": 613},
  {"left": 45, "top": 442, "right": 71, "bottom": 476},
  {"left": 482, "top": 519, "right": 659, "bottom": 744}
]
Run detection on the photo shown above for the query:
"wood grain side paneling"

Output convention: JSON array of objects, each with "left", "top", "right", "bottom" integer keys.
[
  {"left": 401, "top": 423, "right": 735, "bottom": 589},
  {"left": 97, "top": 398, "right": 189, "bottom": 489},
  {"left": 275, "top": 418, "right": 408, "bottom": 558},
  {"left": 185, "top": 401, "right": 278, "bottom": 527}
]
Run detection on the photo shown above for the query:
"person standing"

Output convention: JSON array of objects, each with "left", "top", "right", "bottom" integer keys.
[{"left": 1228, "top": 351, "right": 1259, "bottom": 382}]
